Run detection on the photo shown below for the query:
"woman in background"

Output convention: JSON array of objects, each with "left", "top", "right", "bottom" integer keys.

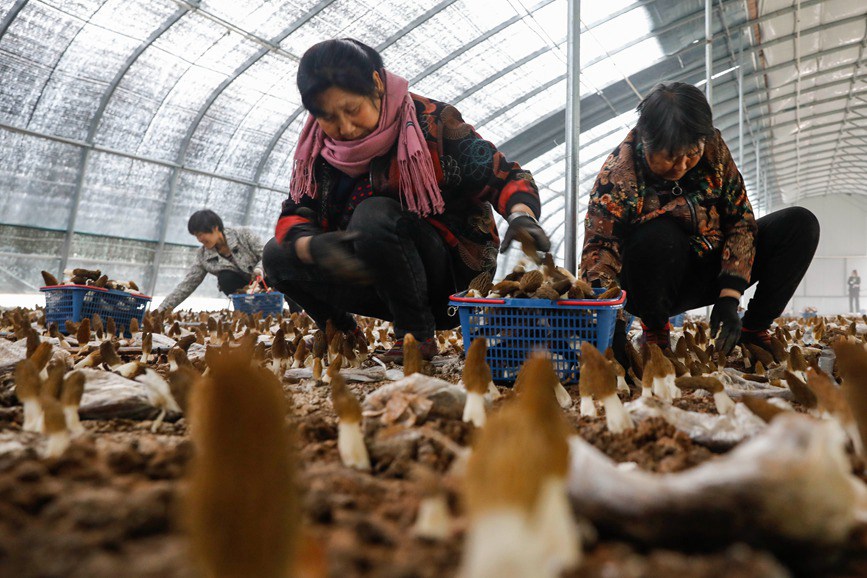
[{"left": 157, "top": 210, "right": 265, "bottom": 313}]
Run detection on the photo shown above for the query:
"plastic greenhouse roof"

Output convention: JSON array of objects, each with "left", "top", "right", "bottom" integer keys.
[{"left": 0, "top": 0, "right": 865, "bottom": 296}]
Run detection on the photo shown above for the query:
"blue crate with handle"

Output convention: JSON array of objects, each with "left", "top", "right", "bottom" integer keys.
[
  {"left": 41, "top": 285, "right": 151, "bottom": 336},
  {"left": 230, "top": 291, "right": 285, "bottom": 317},
  {"left": 449, "top": 288, "right": 626, "bottom": 384}
]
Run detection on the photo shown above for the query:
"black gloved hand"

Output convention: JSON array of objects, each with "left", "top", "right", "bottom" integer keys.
[
  {"left": 710, "top": 296, "right": 742, "bottom": 355},
  {"left": 308, "top": 231, "right": 372, "bottom": 285},
  {"left": 499, "top": 213, "right": 551, "bottom": 257}
]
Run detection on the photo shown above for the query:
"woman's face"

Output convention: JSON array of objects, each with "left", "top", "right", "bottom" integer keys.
[
  {"left": 195, "top": 226, "right": 223, "bottom": 250},
  {"left": 645, "top": 139, "right": 705, "bottom": 181},
  {"left": 314, "top": 72, "right": 384, "bottom": 141}
]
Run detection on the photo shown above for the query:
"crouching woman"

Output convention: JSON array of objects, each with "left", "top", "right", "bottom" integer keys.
[{"left": 263, "top": 38, "right": 550, "bottom": 362}]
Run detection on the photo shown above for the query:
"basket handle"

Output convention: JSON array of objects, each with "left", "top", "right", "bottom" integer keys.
[{"left": 255, "top": 275, "right": 272, "bottom": 292}]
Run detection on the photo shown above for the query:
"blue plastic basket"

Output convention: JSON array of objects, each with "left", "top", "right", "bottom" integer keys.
[
  {"left": 230, "top": 291, "right": 285, "bottom": 317},
  {"left": 41, "top": 285, "right": 151, "bottom": 336},
  {"left": 449, "top": 288, "right": 626, "bottom": 383}
]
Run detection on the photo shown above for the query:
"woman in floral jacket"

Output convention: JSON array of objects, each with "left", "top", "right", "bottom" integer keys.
[
  {"left": 263, "top": 38, "right": 549, "bottom": 362},
  {"left": 581, "top": 82, "right": 819, "bottom": 356}
]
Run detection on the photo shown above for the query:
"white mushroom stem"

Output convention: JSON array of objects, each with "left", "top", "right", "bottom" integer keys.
[
  {"left": 652, "top": 375, "right": 679, "bottom": 403},
  {"left": 642, "top": 384, "right": 653, "bottom": 398},
  {"left": 553, "top": 381, "right": 572, "bottom": 409},
  {"left": 44, "top": 429, "right": 70, "bottom": 458},
  {"left": 73, "top": 351, "right": 100, "bottom": 369},
  {"left": 486, "top": 381, "right": 501, "bottom": 400},
  {"left": 63, "top": 406, "right": 84, "bottom": 436},
  {"left": 845, "top": 422, "right": 865, "bottom": 457},
  {"left": 579, "top": 396, "right": 597, "bottom": 418},
  {"left": 22, "top": 399, "right": 44, "bottom": 433},
  {"left": 712, "top": 391, "right": 737, "bottom": 415},
  {"left": 412, "top": 494, "right": 452, "bottom": 540},
  {"left": 151, "top": 409, "right": 167, "bottom": 433},
  {"left": 136, "top": 370, "right": 181, "bottom": 433},
  {"left": 462, "top": 391, "right": 486, "bottom": 428},
  {"left": 532, "top": 477, "right": 582, "bottom": 575},
  {"left": 602, "top": 393, "right": 634, "bottom": 434},
  {"left": 460, "top": 510, "right": 553, "bottom": 578},
  {"left": 616, "top": 375, "right": 629, "bottom": 393},
  {"left": 271, "top": 358, "right": 283, "bottom": 376},
  {"left": 337, "top": 420, "right": 371, "bottom": 471},
  {"left": 114, "top": 361, "right": 141, "bottom": 379}
]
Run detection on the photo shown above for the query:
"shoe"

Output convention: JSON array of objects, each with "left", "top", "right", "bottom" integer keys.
[
  {"left": 640, "top": 321, "right": 672, "bottom": 350},
  {"left": 379, "top": 336, "right": 438, "bottom": 364},
  {"left": 739, "top": 327, "right": 772, "bottom": 352}
]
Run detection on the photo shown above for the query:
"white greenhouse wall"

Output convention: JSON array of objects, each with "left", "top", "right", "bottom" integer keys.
[{"left": 789, "top": 196, "right": 867, "bottom": 316}]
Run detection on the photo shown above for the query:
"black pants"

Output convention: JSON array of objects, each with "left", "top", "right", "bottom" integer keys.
[
  {"left": 262, "top": 197, "right": 458, "bottom": 340},
  {"left": 619, "top": 206, "right": 820, "bottom": 330},
  {"left": 217, "top": 270, "right": 251, "bottom": 295},
  {"left": 850, "top": 291, "right": 860, "bottom": 313}
]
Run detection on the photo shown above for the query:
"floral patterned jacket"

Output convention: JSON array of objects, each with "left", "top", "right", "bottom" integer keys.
[
  {"left": 581, "top": 128, "right": 757, "bottom": 293},
  {"left": 274, "top": 93, "right": 541, "bottom": 289}
]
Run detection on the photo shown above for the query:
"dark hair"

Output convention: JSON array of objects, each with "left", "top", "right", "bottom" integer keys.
[
  {"left": 297, "top": 38, "right": 384, "bottom": 117},
  {"left": 636, "top": 82, "right": 715, "bottom": 155},
  {"left": 187, "top": 210, "right": 223, "bottom": 235}
]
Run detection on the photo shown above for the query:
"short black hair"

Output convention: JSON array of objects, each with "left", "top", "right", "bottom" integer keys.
[
  {"left": 636, "top": 82, "right": 715, "bottom": 155},
  {"left": 187, "top": 209, "right": 223, "bottom": 235},
  {"left": 297, "top": 38, "right": 384, "bottom": 117}
]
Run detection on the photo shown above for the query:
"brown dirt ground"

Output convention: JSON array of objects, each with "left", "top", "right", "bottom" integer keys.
[{"left": 1, "top": 337, "right": 866, "bottom": 578}]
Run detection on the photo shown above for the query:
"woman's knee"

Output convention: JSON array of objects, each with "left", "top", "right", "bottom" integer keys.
[
  {"left": 347, "top": 197, "right": 402, "bottom": 235},
  {"left": 262, "top": 237, "right": 285, "bottom": 274},
  {"left": 785, "top": 206, "right": 820, "bottom": 246}
]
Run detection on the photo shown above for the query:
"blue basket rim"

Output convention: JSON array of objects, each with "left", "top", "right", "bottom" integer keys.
[
  {"left": 449, "top": 289, "right": 625, "bottom": 308},
  {"left": 40, "top": 284, "right": 152, "bottom": 300}
]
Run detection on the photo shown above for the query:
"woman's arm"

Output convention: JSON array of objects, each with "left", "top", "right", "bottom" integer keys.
[
  {"left": 716, "top": 135, "right": 758, "bottom": 295},
  {"left": 157, "top": 260, "right": 207, "bottom": 312},
  {"left": 436, "top": 104, "right": 542, "bottom": 220},
  {"left": 580, "top": 141, "right": 633, "bottom": 287},
  {"left": 238, "top": 228, "right": 266, "bottom": 274},
  {"left": 274, "top": 193, "right": 323, "bottom": 263}
]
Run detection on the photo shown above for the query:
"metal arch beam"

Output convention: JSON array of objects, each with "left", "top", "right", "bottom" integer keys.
[
  {"left": 408, "top": 0, "right": 557, "bottom": 86},
  {"left": 150, "top": 0, "right": 336, "bottom": 294},
  {"left": 712, "top": 73, "right": 866, "bottom": 132},
  {"left": 176, "top": 0, "right": 333, "bottom": 170},
  {"left": 0, "top": 119, "right": 291, "bottom": 193},
  {"left": 821, "top": 33, "right": 867, "bottom": 209},
  {"left": 0, "top": 0, "right": 28, "bottom": 44},
  {"left": 247, "top": 0, "right": 460, "bottom": 218},
  {"left": 453, "top": 46, "right": 550, "bottom": 105},
  {"left": 772, "top": 134, "right": 867, "bottom": 159},
  {"left": 476, "top": 74, "right": 566, "bottom": 129},
  {"left": 58, "top": 5, "right": 192, "bottom": 281},
  {"left": 774, "top": 152, "right": 867, "bottom": 175},
  {"left": 51, "top": 0, "right": 142, "bottom": 278},
  {"left": 773, "top": 162, "right": 867, "bottom": 182}
]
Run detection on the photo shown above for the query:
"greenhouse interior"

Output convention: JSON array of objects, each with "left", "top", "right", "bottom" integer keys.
[{"left": 1, "top": 0, "right": 867, "bottom": 577}]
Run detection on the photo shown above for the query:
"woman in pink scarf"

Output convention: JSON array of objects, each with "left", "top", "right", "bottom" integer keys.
[{"left": 263, "top": 38, "right": 550, "bottom": 363}]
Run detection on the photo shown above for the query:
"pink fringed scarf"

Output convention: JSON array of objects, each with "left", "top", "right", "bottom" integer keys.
[{"left": 289, "top": 70, "right": 444, "bottom": 217}]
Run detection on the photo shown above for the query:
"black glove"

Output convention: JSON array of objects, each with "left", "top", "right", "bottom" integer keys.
[
  {"left": 308, "top": 231, "right": 372, "bottom": 285},
  {"left": 710, "top": 296, "right": 742, "bottom": 355},
  {"left": 499, "top": 213, "right": 551, "bottom": 256}
]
